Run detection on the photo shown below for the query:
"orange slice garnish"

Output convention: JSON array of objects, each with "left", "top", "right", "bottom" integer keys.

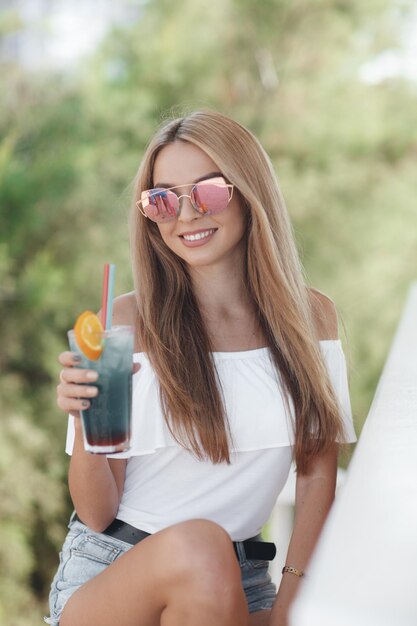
[{"left": 74, "top": 310, "right": 104, "bottom": 361}]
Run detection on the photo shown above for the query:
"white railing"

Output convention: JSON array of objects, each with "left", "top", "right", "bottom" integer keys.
[{"left": 280, "top": 282, "right": 417, "bottom": 626}]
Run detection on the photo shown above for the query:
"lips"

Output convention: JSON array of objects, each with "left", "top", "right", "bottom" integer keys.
[
  {"left": 179, "top": 228, "right": 218, "bottom": 247},
  {"left": 178, "top": 228, "right": 217, "bottom": 241}
]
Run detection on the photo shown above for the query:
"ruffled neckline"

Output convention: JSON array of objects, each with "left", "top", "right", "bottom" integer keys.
[{"left": 133, "top": 339, "right": 341, "bottom": 360}]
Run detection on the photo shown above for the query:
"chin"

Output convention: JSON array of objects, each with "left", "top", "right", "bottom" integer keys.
[{"left": 180, "top": 252, "right": 220, "bottom": 267}]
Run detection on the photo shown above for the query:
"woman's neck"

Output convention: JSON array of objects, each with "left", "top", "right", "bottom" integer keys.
[
  {"left": 188, "top": 264, "right": 268, "bottom": 351},
  {"left": 189, "top": 264, "right": 252, "bottom": 321}
]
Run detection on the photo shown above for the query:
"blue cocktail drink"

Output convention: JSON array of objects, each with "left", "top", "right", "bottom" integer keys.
[{"left": 68, "top": 326, "right": 134, "bottom": 454}]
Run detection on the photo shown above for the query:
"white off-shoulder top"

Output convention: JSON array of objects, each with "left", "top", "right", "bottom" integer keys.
[{"left": 66, "top": 340, "right": 357, "bottom": 541}]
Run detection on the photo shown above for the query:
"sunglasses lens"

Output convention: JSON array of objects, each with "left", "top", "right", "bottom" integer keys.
[
  {"left": 191, "top": 181, "right": 230, "bottom": 214},
  {"left": 141, "top": 189, "right": 178, "bottom": 221}
]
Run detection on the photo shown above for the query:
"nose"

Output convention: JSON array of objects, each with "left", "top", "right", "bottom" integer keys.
[{"left": 177, "top": 194, "right": 200, "bottom": 222}]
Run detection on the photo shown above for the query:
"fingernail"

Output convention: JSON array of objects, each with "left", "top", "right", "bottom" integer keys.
[
  {"left": 72, "top": 355, "right": 81, "bottom": 362},
  {"left": 86, "top": 372, "right": 98, "bottom": 381},
  {"left": 82, "top": 401, "right": 90, "bottom": 408}
]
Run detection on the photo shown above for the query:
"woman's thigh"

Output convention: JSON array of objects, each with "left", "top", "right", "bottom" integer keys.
[
  {"left": 60, "top": 534, "right": 167, "bottom": 626},
  {"left": 49, "top": 519, "right": 248, "bottom": 626},
  {"left": 46, "top": 519, "right": 276, "bottom": 626},
  {"left": 45, "top": 521, "right": 134, "bottom": 625}
]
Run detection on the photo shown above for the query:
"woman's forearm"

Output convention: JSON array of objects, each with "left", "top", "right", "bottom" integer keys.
[
  {"left": 269, "top": 476, "right": 336, "bottom": 625},
  {"left": 68, "top": 419, "right": 122, "bottom": 532}
]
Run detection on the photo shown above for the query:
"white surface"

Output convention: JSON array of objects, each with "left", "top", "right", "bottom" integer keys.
[{"left": 289, "top": 282, "right": 417, "bottom": 626}]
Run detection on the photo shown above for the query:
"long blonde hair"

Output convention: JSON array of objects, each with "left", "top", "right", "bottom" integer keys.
[{"left": 129, "top": 110, "right": 348, "bottom": 474}]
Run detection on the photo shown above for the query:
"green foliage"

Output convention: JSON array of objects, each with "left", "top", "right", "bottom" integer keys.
[
  {"left": 0, "top": 410, "right": 66, "bottom": 624},
  {"left": 1, "top": 0, "right": 416, "bottom": 620}
]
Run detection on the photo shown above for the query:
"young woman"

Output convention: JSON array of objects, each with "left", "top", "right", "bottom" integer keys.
[{"left": 47, "top": 110, "right": 357, "bottom": 626}]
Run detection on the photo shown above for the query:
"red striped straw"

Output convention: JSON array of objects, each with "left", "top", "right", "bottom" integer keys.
[{"left": 101, "top": 263, "right": 110, "bottom": 329}]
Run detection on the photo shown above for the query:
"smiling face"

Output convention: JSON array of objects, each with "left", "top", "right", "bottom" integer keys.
[{"left": 151, "top": 140, "right": 248, "bottom": 270}]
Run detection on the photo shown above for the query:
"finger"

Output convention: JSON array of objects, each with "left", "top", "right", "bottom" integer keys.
[
  {"left": 59, "top": 351, "right": 82, "bottom": 367},
  {"left": 59, "top": 367, "right": 99, "bottom": 384},
  {"left": 57, "top": 395, "right": 91, "bottom": 413},
  {"left": 132, "top": 363, "right": 141, "bottom": 375},
  {"left": 57, "top": 383, "right": 99, "bottom": 400}
]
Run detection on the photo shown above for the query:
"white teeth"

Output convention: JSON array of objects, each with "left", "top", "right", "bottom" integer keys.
[{"left": 183, "top": 229, "right": 215, "bottom": 241}]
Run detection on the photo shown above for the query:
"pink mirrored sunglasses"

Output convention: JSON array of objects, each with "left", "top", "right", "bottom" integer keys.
[{"left": 136, "top": 176, "right": 234, "bottom": 223}]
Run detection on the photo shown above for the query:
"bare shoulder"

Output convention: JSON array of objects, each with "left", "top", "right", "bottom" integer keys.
[
  {"left": 112, "top": 291, "right": 138, "bottom": 326},
  {"left": 97, "top": 291, "right": 138, "bottom": 326},
  {"left": 307, "top": 287, "right": 339, "bottom": 341}
]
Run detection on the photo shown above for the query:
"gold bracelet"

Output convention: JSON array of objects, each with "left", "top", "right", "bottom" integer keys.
[{"left": 282, "top": 565, "right": 305, "bottom": 577}]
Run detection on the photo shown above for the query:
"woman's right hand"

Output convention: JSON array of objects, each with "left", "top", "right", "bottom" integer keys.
[{"left": 56, "top": 351, "right": 99, "bottom": 419}]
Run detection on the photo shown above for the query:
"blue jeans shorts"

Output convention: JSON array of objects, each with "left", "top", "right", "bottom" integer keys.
[{"left": 44, "top": 520, "right": 277, "bottom": 624}]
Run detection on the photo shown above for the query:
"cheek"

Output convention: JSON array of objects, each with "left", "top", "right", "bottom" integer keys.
[
  {"left": 225, "top": 203, "right": 247, "bottom": 238},
  {"left": 155, "top": 224, "right": 184, "bottom": 256},
  {"left": 156, "top": 223, "right": 173, "bottom": 244}
]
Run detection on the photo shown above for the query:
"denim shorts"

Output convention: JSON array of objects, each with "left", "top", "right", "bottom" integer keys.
[{"left": 44, "top": 520, "right": 277, "bottom": 624}]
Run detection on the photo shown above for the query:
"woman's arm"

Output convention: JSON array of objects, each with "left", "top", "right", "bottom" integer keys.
[
  {"left": 269, "top": 289, "right": 340, "bottom": 625},
  {"left": 58, "top": 293, "right": 137, "bottom": 532},
  {"left": 269, "top": 443, "right": 338, "bottom": 626},
  {"left": 68, "top": 421, "right": 127, "bottom": 532}
]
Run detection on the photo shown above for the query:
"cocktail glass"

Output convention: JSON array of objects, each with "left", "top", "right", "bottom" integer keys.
[{"left": 68, "top": 325, "right": 134, "bottom": 454}]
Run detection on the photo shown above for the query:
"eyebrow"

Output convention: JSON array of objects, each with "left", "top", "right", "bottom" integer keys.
[{"left": 153, "top": 171, "right": 223, "bottom": 188}]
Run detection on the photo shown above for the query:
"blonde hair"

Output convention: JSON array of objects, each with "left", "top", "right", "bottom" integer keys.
[{"left": 129, "top": 110, "right": 348, "bottom": 474}]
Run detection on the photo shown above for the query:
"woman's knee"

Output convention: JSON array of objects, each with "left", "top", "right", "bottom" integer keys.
[
  {"left": 163, "top": 519, "right": 235, "bottom": 565},
  {"left": 160, "top": 519, "right": 242, "bottom": 598}
]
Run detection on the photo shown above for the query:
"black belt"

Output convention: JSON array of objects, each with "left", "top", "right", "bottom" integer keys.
[{"left": 72, "top": 513, "right": 276, "bottom": 562}]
